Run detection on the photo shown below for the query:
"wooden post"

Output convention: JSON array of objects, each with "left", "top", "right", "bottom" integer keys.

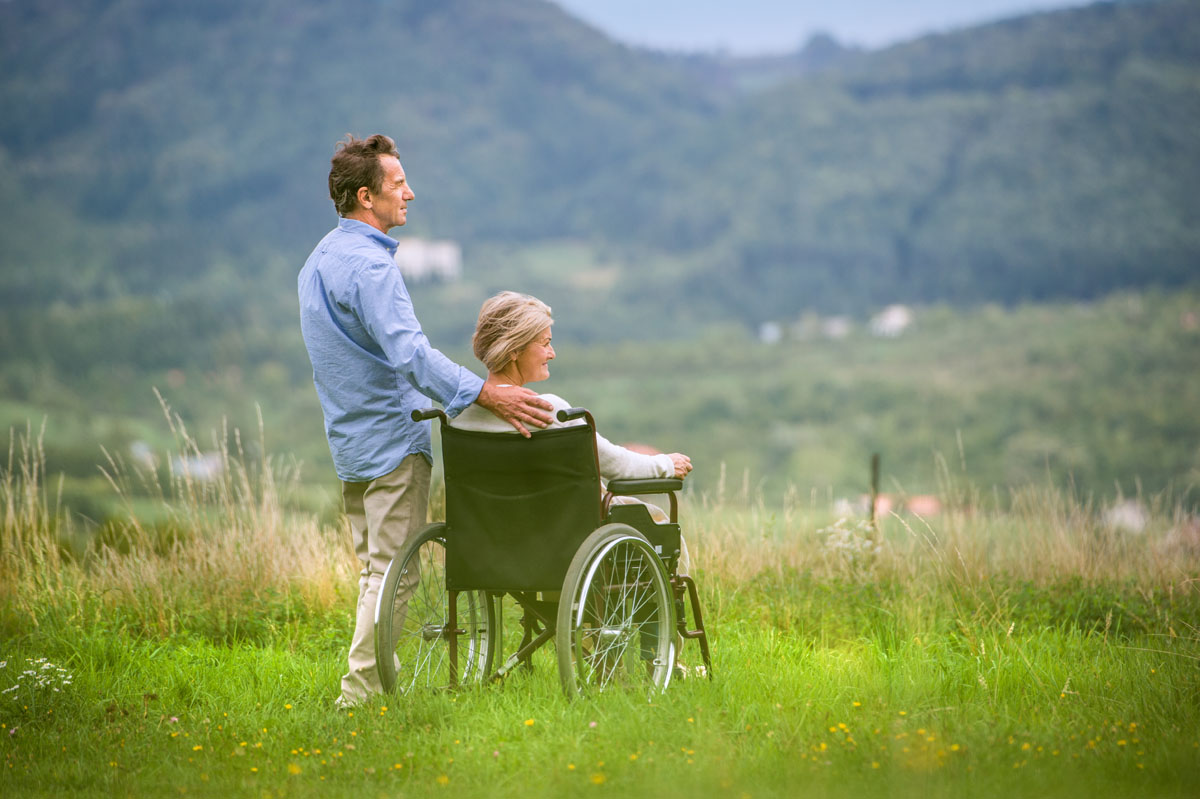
[{"left": 869, "top": 453, "right": 880, "bottom": 528}]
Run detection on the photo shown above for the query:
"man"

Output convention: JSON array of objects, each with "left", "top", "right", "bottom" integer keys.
[{"left": 298, "top": 134, "right": 552, "bottom": 706}]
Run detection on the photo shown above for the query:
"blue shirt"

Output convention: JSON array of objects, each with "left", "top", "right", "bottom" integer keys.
[{"left": 298, "top": 218, "right": 484, "bottom": 482}]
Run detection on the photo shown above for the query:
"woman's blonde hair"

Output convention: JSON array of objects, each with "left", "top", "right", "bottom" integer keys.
[{"left": 472, "top": 291, "right": 553, "bottom": 373}]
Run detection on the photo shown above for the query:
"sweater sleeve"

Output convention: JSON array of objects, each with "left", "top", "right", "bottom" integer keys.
[
  {"left": 537, "top": 394, "right": 672, "bottom": 480},
  {"left": 594, "top": 431, "right": 674, "bottom": 481}
]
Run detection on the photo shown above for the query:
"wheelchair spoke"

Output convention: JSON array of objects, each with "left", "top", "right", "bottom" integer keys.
[
  {"left": 410, "top": 638, "right": 444, "bottom": 690},
  {"left": 376, "top": 525, "right": 498, "bottom": 694},
  {"left": 559, "top": 526, "right": 675, "bottom": 697}
]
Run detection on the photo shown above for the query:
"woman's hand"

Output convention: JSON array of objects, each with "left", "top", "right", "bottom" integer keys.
[{"left": 668, "top": 453, "right": 692, "bottom": 479}]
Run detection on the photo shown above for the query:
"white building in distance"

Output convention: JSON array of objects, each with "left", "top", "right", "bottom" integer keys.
[
  {"left": 758, "top": 321, "right": 784, "bottom": 344},
  {"left": 869, "top": 304, "right": 914, "bottom": 338},
  {"left": 821, "top": 316, "right": 853, "bottom": 340},
  {"left": 393, "top": 239, "right": 462, "bottom": 283}
]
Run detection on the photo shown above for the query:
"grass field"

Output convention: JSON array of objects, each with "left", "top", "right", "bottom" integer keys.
[{"left": 2, "top": 428, "right": 1199, "bottom": 797}]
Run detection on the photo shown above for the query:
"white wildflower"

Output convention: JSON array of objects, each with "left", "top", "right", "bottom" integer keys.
[
  {"left": 818, "top": 517, "right": 882, "bottom": 568},
  {"left": 2, "top": 657, "right": 74, "bottom": 705}
]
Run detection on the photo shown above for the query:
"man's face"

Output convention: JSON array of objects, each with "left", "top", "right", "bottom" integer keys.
[{"left": 363, "top": 155, "right": 415, "bottom": 232}]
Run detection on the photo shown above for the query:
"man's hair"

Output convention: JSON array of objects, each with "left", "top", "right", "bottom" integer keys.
[
  {"left": 472, "top": 291, "right": 554, "bottom": 374},
  {"left": 328, "top": 134, "right": 399, "bottom": 216}
]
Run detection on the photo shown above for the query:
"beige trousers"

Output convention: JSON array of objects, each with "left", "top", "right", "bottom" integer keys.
[{"left": 339, "top": 454, "right": 431, "bottom": 705}]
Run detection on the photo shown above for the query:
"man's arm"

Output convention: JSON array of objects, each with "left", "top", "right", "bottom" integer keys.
[
  {"left": 476, "top": 381, "right": 553, "bottom": 438},
  {"left": 355, "top": 260, "right": 552, "bottom": 434},
  {"left": 356, "top": 260, "right": 484, "bottom": 416}
]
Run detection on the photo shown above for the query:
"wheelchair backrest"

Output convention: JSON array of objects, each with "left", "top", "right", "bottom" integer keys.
[{"left": 441, "top": 422, "right": 602, "bottom": 591}]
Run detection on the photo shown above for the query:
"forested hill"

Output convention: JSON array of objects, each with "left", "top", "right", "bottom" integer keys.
[
  {"left": 653, "top": 0, "right": 1200, "bottom": 320},
  {"left": 0, "top": 0, "right": 1197, "bottom": 330},
  {"left": 0, "top": 0, "right": 716, "bottom": 308}
]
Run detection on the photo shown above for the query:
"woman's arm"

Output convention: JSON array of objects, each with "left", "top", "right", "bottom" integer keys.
[
  {"left": 454, "top": 391, "right": 686, "bottom": 480},
  {"left": 594, "top": 431, "right": 675, "bottom": 481}
]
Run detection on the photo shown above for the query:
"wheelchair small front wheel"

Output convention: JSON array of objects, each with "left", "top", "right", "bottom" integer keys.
[
  {"left": 375, "top": 523, "right": 498, "bottom": 693},
  {"left": 557, "top": 523, "right": 676, "bottom": 699}
]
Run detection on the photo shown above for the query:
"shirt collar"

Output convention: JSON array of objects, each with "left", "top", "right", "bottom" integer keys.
[{"left": 338, "top": 217, "right": 399, "bottom": 256}]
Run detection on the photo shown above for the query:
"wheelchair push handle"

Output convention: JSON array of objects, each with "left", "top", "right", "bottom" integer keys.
[
  {"left": 557, "top": 406, "right": 598, "bottom": 432},
  {"left": 556, "top": 407, "right": 588, "bottom": 423},
  {"left": 411, "top": 406, "right": 596, "bottom": 430}
]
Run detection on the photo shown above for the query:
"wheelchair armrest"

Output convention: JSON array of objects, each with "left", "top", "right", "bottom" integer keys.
[
  {"left": 411, "top": 408, "right": 449, "bottom": 424},
  {"left": 606, "top": 478, "right": 683, "bottom": 496}
]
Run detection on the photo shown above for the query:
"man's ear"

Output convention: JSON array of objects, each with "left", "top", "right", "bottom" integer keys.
[{"left": 356, "top": 185, "right": 372, "bottom": 208}]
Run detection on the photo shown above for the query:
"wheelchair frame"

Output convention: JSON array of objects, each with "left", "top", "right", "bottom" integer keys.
[{"left": 374, "top": 406, "right": 712, "bottom": 698}]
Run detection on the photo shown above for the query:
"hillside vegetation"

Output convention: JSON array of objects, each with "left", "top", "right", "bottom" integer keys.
[
  {"left": 1, "top": 0, "right": 1197, "bottom": 322},
  {"left": 3, "top": 289, "right": 1196, "bottom": 529},
  {"left": 672, "top": 0, "right": 1200, "bottom": 320},
  {"left": 0, "top": 0, "right": 1197, "bottom": 517}
]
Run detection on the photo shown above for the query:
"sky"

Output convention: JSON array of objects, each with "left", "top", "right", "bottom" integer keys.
[{"left": 551, "top": 0, "right": 1085, "bottom": 54}]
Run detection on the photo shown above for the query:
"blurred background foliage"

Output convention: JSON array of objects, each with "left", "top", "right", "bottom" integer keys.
[{"left": 0, "top": 0, "right": 1197, "bottom": 521}]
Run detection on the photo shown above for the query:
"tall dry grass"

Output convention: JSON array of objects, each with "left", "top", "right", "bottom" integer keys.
[
  {"left": 1, "top": 421, "right": 68, "bottom": 615},
  {"left": 5, "top": 401, "right": 1198, "bottom": 637},
  {"left": 688, "top": 460, "right": 1200, "bottom": 590},
  {"left": 1, "top": 397, "right": 355, "bottom": 636}
]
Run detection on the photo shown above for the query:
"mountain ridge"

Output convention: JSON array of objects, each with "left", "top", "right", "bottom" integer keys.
[{"left": 0, "top": 0, "right": 1195, "bottom": 327}]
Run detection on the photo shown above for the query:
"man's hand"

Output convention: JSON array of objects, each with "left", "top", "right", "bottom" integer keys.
[
  {"left": 668, "top": 453, "right": 693, "bottom": 479},
  {"left": 476, "top": 382, "right": 554, "bottom": 438}
]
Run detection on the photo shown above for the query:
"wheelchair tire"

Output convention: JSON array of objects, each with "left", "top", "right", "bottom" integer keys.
[
  {"left": 375, "top": 522, "right": 499, "bottom": 693},
  {"left": 557, "top": 523, "right": 676, "bottom": 699}
]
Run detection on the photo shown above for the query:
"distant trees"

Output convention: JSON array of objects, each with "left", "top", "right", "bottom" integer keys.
[{"left": 3, "top": 0, "right": 1198, "bottom": 328}]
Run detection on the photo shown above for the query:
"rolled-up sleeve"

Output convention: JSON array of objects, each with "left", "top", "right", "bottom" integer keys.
[{"left": 354, "top": 260, "right": 483, "bottom": 417}]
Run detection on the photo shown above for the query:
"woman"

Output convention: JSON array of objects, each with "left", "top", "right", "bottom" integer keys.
[
  {"left": 452, "top": 292, "right": 697, "bottom": 673},
  {"left": 451, "top": 291, "right": 693, "bottom": 489}
]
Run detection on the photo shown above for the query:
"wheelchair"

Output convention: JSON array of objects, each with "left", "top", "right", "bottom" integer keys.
[{"left": 374, "top": 407, "right": 712, "bottom": 699}]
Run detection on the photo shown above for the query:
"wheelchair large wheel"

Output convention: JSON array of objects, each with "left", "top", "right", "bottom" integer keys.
[
  {"left": 557, "top": 523, "right": 676, "bottom": 698},
  {"left": 375, "top": 523, "right": 499, "bottom": 693}
]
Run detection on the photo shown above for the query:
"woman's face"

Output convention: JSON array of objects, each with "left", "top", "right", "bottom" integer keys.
[{"left": 513, "top": 326, "right": 554, "bottom": 384}]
